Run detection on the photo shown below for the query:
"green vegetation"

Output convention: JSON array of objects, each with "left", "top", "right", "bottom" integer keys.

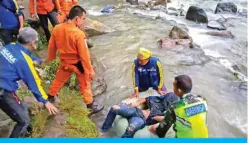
[
  {"left": 59, "top": 87, "right": 99, "bottom": 137},
  {"left": 28, "top": 86, "right": 99, "bottom": 138}
]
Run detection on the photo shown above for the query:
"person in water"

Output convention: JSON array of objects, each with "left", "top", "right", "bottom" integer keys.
[
  {"left": 149, "top": 75, "right": 209, "bottom": 138},
  {"left": 101, "top": 92, "right": 179, "bottom": 138},
  {"left": 131, "top": 48, "right": 167, "bottom": 98}
]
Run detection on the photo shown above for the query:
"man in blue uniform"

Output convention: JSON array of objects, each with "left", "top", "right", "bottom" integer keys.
[
  {"left": 0, "top": 0, "right": 24, "bottom": 45},
  {"left": 0, "top": 27, "right": 58, "bottom": 138},
  {"left": 131, "top": 48, "right": 167, "bottom": 98}
]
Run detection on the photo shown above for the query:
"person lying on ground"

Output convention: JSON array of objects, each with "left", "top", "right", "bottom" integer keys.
[
  {"left": 46, "top": 5, "right": 104, "bottom": 115},
  {"left": 0, "top": 0, "right": 24, "bottom": 45},
  {"left": 0, "top": 27, "right": 59, "bottom": 138},
  {"left": 131, "top": 48, "right": 167, "bottom": 98},
  {"left": 101, "top": 92, "right": 179, "bottom": 138},
  {"left": 149, "top": 75, "right": 209, "bottom": 138}
]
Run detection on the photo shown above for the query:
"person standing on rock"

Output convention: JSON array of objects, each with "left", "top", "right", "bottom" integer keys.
[
  {"left": 0, "top": 27, "right": 58, "bottom": 138},
  {"left": 57, "top": 0, "right": 78, "bottom": 23},
  {"left": 29, "top": 0, "right": 61, "bottom": 42},
  {"left": 131, "top": 48, "right": 167, "bottom": 98},
  {"left": 0, "top": 0, "right": 24, "bottom": 45},
  {"left": 47, "top": 5, "right": 104, "bottom": 115}
]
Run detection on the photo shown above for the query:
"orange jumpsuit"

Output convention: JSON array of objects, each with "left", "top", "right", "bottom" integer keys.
[
  {"left": 47, "top": 22, "right": 94, "bottom": 105},
  {"left": 29, "top": 0, "right": 61, "bottom": 15},
  {"left": 57, "top": 0, "right": 78, "bottom": 23}
]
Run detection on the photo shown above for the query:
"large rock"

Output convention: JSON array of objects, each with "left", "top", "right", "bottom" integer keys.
[
  {"left": 158, "top": 38, "right": 176, "bottom": 48},
  {"left": 238, "top": 9, "right": 248, "bottom": 18},
  {"left": 186, "top": 6, "right": 208, "bottom": 23},
  {"left": 205, "top": 31, "right": 235, "bottom": 39},
  {"left": 215, "top": 2, "right": 237, "bottom": 14},
  {"left": 169, "top": 26, "right": 194, "bottom": 48},
  {"left": 126, "top": 0, "right": 139, "bottom": 5},
  {"left": 81, "top": 18, "right": 113, "bottom": 37},
  {"left": 23, "top": 96, "right": 67, "bottom": 138},
  {"left": 90, "top": 54, "right": 107, "bottom": 96},
  {"left": 207, "top": 20, "right": 226, "bottom": 30},
  {"left": 0, "top": 110, "right": 13, "bottom": 137},
  {"left": 42, "top": 112, "right": 67, "bottom": 137}
]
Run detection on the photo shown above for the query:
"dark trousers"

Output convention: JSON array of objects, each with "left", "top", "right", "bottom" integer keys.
[
  {"left": 38, "top": 11, "right": 59, "bottom": 42},
  {"left": 0, "top": 90, "right": 30, "bottom": 138},
  {"left": 139, "top": 85, "right": 167, "bottom": 92},
  {"left": 102, "top": 104, "right": 146, "bottom": 138},
  {"left": 0, "top": 28, "right": 19, "bottom": 45}
]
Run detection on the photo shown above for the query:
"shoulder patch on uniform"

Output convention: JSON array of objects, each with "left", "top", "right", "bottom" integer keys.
[{"left": 185, "top": 103, "right": 206, "bottom": 117}]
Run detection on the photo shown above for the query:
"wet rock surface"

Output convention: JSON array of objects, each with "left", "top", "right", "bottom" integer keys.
[
  {"left": 205, "top": 31, "right": 235, "bottom": 39},
  {"left": 186, "top": 6, "right": 208, "bottom": 23},
  {"left": 91, "top": 54, "right": 107, "bottom": 97},
  {"left": 81, "top": 18, "right": 114, "bottom": 37},
  {"left": 207, "top": 20, "right": 227, "bottom": 31},
  {"left": 215, "top": 2, "right": 238, "bottom": 14}
]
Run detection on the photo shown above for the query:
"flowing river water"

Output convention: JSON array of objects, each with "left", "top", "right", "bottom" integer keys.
[{"left": 78, "top": 0, "right": 247, "bottom": 138}]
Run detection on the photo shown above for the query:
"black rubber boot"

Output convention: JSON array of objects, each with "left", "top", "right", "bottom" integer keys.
[{"left": 87, "top": 102, "right": 104, "bottom": 115}]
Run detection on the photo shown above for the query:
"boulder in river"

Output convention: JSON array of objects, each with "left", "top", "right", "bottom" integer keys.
[
  {"left": 238, "top": 9, "right": 248, "bottom": 18},
  {"left": 169, "top": 26, "right": 194, "bottom": 48},
  {"left": 126, "top": 0, "right": 138, "bottom": 5},
  {"left": 207, "top": 20, "right": 226, "bottom": 31},
  {"left": 158, "top": 38, "right": 176, "bottom": 48},
  {"left": 186, "top": 6, "right": 208, "bottom": 23},
  {"left": 205, "top": 31, "right": 234, "bottom": 39},
  {"left": 81, "top": 18, "right": 114, "bottom": 37},
  {"left": 215, "top": 2, "right": 237, "bottom": 14}
]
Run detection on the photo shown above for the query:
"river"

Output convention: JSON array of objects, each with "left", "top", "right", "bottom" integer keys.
[{"left": 79, "top": 0, "right": 247, "bottom": 138}]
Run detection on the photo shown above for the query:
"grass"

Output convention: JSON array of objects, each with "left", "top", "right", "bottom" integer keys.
[
  {"left": 59, "top": 87, "right": 99, "bottom": 137},
  {"left": 28, "top": 85, "right": 99, "bottom": 138}
]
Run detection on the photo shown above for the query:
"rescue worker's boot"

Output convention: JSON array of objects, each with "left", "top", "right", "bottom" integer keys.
[{"left": 87, "top": 102, "right": 104, "bottom": 115}]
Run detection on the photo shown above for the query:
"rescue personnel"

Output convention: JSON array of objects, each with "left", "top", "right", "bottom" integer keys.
[
  {"left": 131, "top": 48, "right": 167, "bottom": 98},
  {"left": 0, "top": 27, "right": 58, "bottom": 138},
  {"left": 149, "top": 75, "right": 209, "bottom": 138},
  {"left": 47, "top": 5, "right": 104, "bottom": 114},
  {"left": 0, "top": 0, "right": 24, "bottom": 45},
  {"left": 29, "top": 0, "right": 60, "bottom": 42},
  {"left": 57, "top": 0, "right": 78, "bottom": 23}
]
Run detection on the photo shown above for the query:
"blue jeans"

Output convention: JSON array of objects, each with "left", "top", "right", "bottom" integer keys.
[
  {"left": 0, "top": 89, "right": 31, "bottom": 138},
  {"left": 102, "top": 104, "right": 146, "bottom": 138}
]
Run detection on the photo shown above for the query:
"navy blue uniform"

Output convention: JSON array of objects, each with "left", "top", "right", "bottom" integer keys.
[{"left": 132, "top": 56, "right": 165, "bottom": 92}]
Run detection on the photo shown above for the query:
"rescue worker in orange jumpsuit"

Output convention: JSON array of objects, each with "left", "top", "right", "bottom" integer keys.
[
  {"left": 29, "top": 0, "right": 60, "bottom": 41},
  {"left": 47, "top": 5, "right": 104, "bottom": 114},
  {"left": 57, "top": 0, "right": 78, "bottom": 23}
]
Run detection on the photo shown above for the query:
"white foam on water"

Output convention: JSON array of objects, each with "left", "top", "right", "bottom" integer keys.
[
  {"left": 203, "top": 49, "right": 225, "bottom": 58},
  {"left": 88, "top": 9, "right": 104, "bottom": 16}
]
